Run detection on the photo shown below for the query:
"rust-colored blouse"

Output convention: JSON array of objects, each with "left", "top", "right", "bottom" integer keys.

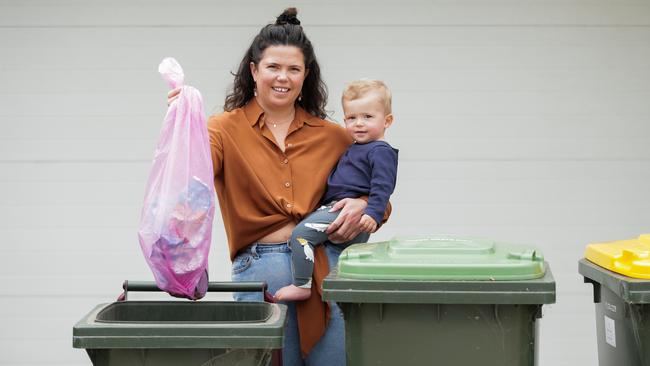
[
  {"left": 207, "top": 99, "right": 352, "bottom": 260},
  {"left": 208, "top": 99, "right": 392, "bottom": 355},
  {"left": 207, "top": 99, "right": 352, "bottom": 355}
]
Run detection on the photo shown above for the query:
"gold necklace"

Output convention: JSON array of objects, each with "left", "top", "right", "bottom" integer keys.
[{"left": 266, "top": 115, "right": 293, "bottom": 128}]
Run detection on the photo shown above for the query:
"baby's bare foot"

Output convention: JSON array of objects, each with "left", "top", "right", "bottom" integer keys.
[{"left": 274, "top": 285, "right": 311, "bottom": 301}]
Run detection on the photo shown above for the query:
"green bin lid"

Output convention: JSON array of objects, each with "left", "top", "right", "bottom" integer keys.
[
  {"left": 323, "top": 236, "right": 555, "bottom": 305},
  {"left": 338, "top": 236, "right": 546, "bottom": 280}
]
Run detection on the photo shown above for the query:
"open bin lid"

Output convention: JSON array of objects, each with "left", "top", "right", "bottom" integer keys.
[
  {"left": 323, "top": 236, "right": 555, "bottom": 305},
  {"left": 73, "top": 301, "right": 286, "bottom": 349},
  {"left": 584, "top": 234, "right": 650, "bottom": 279}
]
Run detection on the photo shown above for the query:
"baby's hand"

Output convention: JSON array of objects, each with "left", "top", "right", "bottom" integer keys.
[{"left": 360, "top": 214, "right": 378, "bottom": 233}]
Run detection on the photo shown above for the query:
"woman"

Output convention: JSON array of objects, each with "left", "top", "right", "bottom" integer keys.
[{"left": 169, "top": 8, "right": 379, "bottom": 365}]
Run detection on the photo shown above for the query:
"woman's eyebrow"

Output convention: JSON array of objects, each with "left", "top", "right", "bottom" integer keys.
[{"left": 262, "top": 60, "right": 303, "bottom": 69}]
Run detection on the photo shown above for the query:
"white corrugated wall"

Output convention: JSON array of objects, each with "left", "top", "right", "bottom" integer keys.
[{"left": 1, "top": 1, "right": 649, "bottom": 365}]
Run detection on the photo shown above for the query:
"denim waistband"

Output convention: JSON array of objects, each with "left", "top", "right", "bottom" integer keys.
[{"left": 239, "top": 241, "right": 290, "bottom": 258}]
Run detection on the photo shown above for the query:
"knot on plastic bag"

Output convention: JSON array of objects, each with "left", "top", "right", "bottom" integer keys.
[{"left": 159, "top": 57, "right": 184, "bottom": 89}]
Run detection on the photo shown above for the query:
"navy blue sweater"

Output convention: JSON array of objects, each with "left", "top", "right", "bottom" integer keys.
[{"left": 322, "top": 141, "right": 398, "bottom": 224}]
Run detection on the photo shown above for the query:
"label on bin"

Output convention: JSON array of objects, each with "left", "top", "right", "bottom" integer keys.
[{"left": 604, "top": 315, "right": 616, "bottom": 347}]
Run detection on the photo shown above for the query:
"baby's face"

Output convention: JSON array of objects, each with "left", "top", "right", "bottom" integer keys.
[{"left": 342, "top": 92, "right": 392, "bottom": 144}]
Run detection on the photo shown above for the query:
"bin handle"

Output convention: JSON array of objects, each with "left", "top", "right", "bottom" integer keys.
[{"left": 117, "top": 280, "right": 270, "bottom": 301}]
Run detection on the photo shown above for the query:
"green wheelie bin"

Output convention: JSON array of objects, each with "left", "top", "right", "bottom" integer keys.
[
  {"left": 579, "top": 234, "right": 650, "bottom": 366},
  {"left": 322, "top": 236, "right": 556, "bottom": 366},
  {"left": 73, "top": 281, "right": 286, "bottom": 366}
]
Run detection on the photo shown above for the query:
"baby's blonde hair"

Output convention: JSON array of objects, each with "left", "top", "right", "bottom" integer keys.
[{"left": 342, "top": 79, "right": 392, "bottom": 114}]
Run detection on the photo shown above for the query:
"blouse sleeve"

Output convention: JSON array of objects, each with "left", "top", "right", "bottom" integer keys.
[{"left": 207, "top": 115, "right": 224, "bottom": 176}]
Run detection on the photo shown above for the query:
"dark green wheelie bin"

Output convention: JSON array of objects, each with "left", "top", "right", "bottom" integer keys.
[
  {"left": 322, "top": 236, "right": 556, "bottom": 366},
  {"left": 579, "top": 234, "right": 650, "bottom": 366},
  {"left": 73, "top": 281, "right": 286, "bottom": 366}
]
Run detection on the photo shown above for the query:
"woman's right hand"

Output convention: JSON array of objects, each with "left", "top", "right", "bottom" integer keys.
[
  {"left": 326, "top": 198, "right": 368, "bottom": 243},
  {"left": 167, "top": 87, "right": 181, "bottom": 106}
]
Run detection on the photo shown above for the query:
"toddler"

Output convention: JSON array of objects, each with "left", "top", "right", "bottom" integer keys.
[{"left": 275, "top": 79, "right": 399, "bottom": 301}]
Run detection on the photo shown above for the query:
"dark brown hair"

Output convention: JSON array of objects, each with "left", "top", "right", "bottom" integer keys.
[{"left": 223, "top": 8, "right": 328, "bottom": 118}]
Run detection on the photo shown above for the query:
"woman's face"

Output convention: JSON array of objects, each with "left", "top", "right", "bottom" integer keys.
[{"left": 250, "top": 45, "right": 307, "bottom": 112}]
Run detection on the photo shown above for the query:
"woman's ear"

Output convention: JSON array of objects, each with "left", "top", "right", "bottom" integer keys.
[{"left": 249, "top": 62, "right": 258, "bottom": 82}]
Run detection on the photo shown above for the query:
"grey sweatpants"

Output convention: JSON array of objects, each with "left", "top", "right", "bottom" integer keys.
[{"left": 290, "top": 203, "right": 370, "bottom": 287}]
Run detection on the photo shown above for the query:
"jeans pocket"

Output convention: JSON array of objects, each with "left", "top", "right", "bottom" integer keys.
[{"left": 231, "top": 253, "right": 252, "bottom": 275}]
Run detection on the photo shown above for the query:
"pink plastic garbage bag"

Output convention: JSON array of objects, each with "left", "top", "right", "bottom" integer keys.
[{"left": 138, "top": 57, "right": 215, "bottom": 300}]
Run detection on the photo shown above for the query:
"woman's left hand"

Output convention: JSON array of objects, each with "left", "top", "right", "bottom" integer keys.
[{"left": 326, "top": 198, "right": 368, "bottom": 243}]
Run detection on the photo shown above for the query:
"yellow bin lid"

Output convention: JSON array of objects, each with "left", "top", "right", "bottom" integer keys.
[{"left": 585, "top": 234, "right": 650, "bottom": 279}]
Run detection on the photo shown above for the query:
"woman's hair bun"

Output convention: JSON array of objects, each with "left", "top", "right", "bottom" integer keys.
[{"left": 276, "top": 7, "right": 300, "bottom": 25}]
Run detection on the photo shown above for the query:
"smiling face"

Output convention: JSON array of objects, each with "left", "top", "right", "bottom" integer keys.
[
  {"left": 342, "top": 91, "right": 393, "bottom": 144},
  {"left": 250, "top": 45, "right": 307, "bottom": 113}
]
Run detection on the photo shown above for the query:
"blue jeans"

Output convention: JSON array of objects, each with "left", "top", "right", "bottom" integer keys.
[{"left": 231, "top": 242, "right": 346, "bottom": 366}]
